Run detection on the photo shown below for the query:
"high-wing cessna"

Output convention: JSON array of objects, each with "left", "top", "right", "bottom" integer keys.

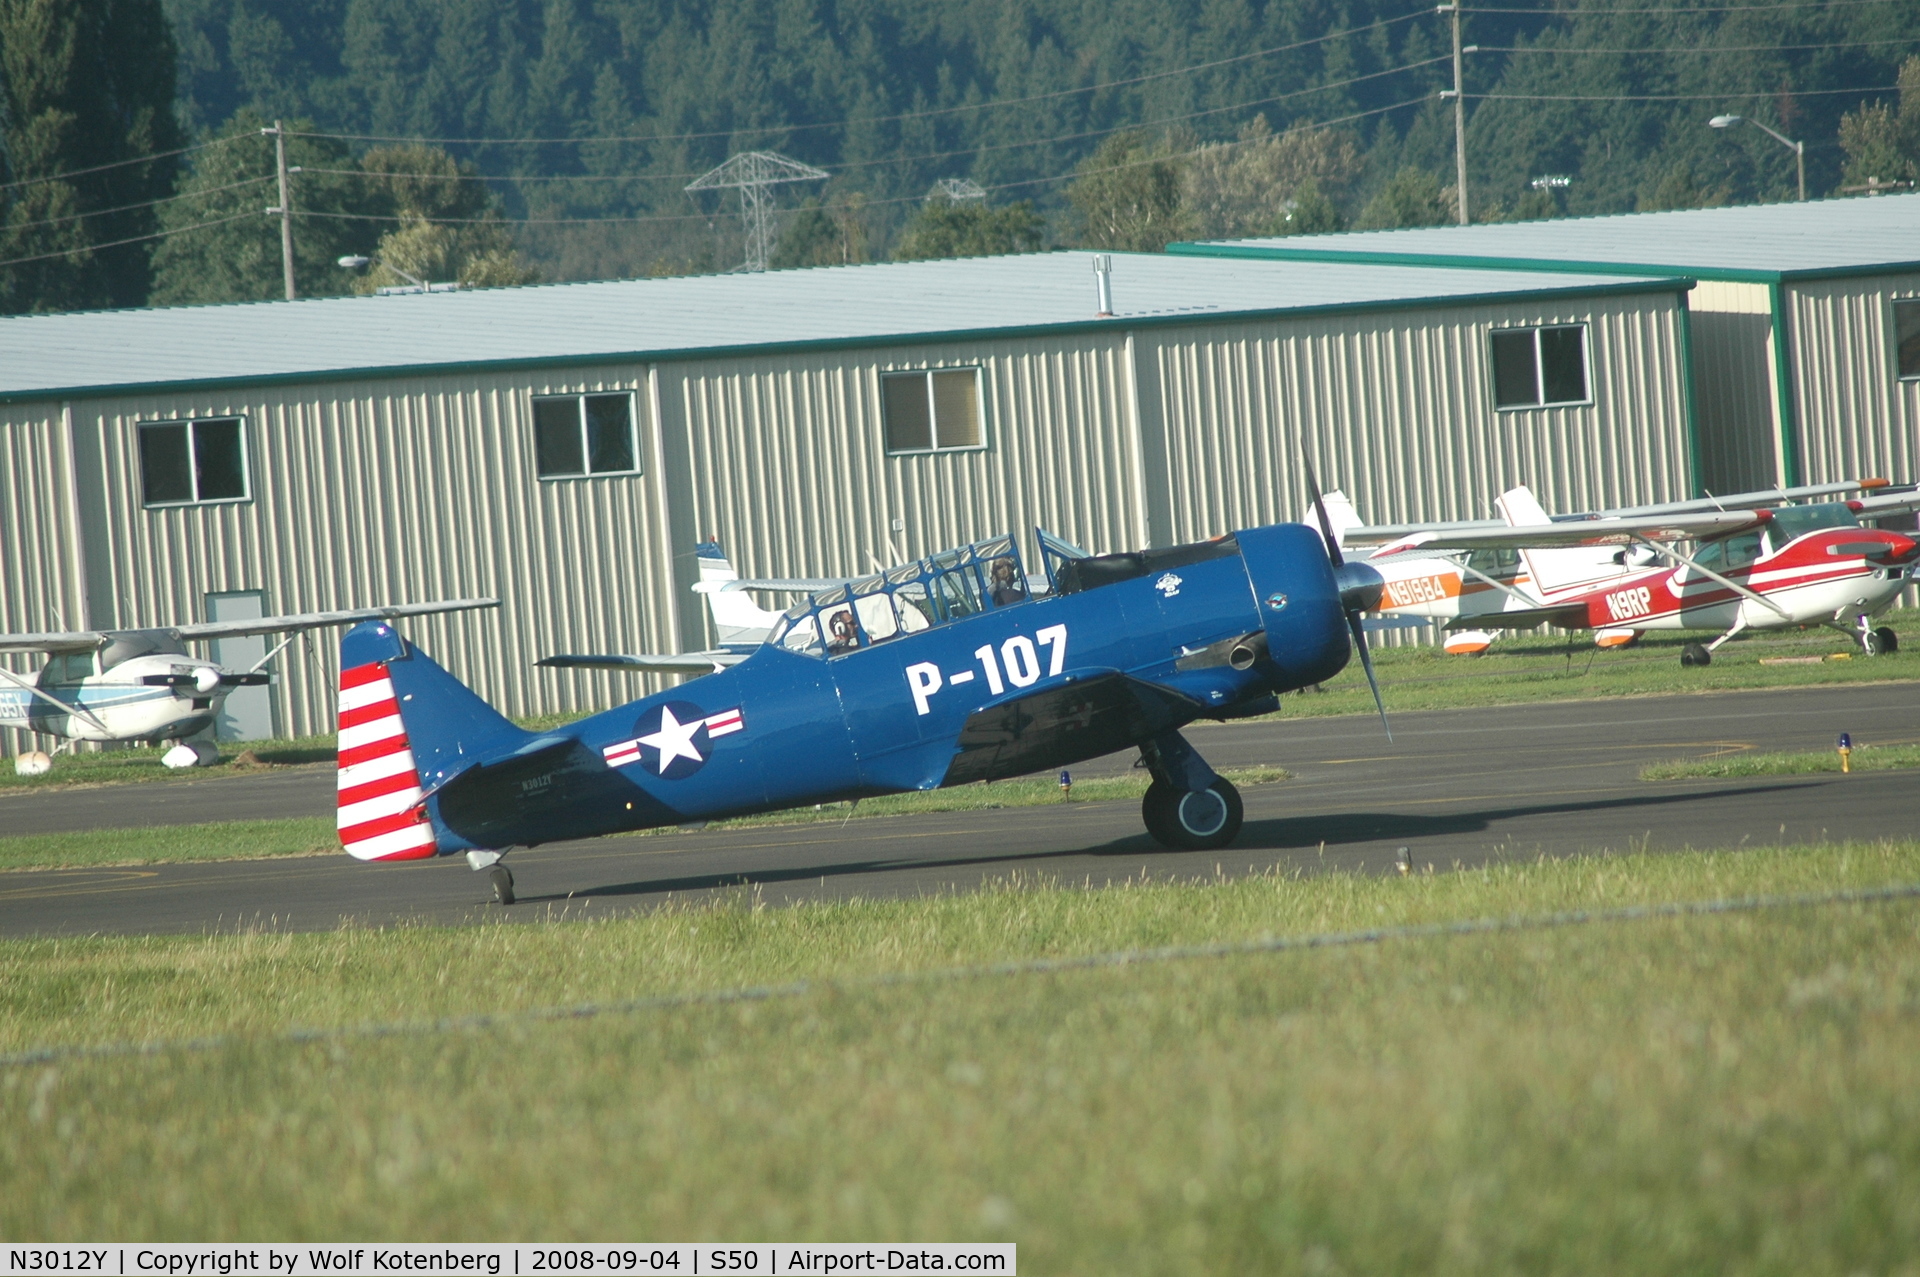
[
  {"left": 334, "top": 500, "right": 1388, "bottom": 904},
  {"left": 1341, "top": 481, "right": 1920, "bottom": 664},
  {"left": 1, "top": 599, "right": 497, "bottom": 774}
]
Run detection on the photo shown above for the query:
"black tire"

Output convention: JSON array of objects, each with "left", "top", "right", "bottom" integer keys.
[
  {"left": 1871, "top": 626, "right": 1898, "bottom": 655},
  {"left": 489, "top": 864, "right": 515, "bottom": 906},
  {"left": 1142, "top": 778, "right": 1244, "bottom": 851},
  {"left": 1680, "top": 642, "right": 1712, "bottom": 667}
]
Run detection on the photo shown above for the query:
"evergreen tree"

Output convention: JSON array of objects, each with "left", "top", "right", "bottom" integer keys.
[
  {"left": 1355, "top": 169, "right": 1451, "bottom": 230},
  {"left": 0, "top": 0, "right": 181, "bottom": 313},
  {"left": 1067, "top": 131, "right": 1189, "bottom": 252},
  {"left": 1839, "top": 57, "right": 1920, "bottom": 192},
  {"left": 350, "top": 146, "right": 537, "bottom": 291},
  {"left": 1273, "top": 181, "right": 1345, "bottom": 236},
  {"left": 772, "top": 197, "right": 873, "bottom": 268},
  {"left": 891, "top": 198, "right": 1044, "bottom": 261},
  {"left": 150, "top": 111, "right": 376, "bottom": 305}
]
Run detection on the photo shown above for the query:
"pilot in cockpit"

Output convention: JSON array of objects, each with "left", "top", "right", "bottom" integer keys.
[
  {"left": 826, "top": 608, "right": 861, "bottom": 651},
  {"left": 988, "top": 557, "right": 1027, "bottom": 606}
]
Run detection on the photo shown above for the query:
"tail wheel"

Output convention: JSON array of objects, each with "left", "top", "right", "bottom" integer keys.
[
  {"left": 1680, "top": 642, "right": 1712, "bottom": 667},
  {"left": 1869, "top": 626, "right": 1898, "bottom": 655},
  {"left": 1142, "top": 778, "right": 1244, "bottom": 850},
  {"left": 489, "top": 865, "right": 516, "bottom": 906}
]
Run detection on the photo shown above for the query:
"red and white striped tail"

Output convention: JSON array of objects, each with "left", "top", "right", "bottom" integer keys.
[{"left": 336, "top": 662, "right": 438, "bottom": 861}]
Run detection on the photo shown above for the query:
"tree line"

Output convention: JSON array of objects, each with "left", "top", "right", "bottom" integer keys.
[{"left": 4, "top": 0, "right": 1920, "bottom": 312}]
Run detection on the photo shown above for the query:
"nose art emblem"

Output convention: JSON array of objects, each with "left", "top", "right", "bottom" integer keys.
[{"left": 1266, "top": 592, "right": 1288, "bottom": 611}]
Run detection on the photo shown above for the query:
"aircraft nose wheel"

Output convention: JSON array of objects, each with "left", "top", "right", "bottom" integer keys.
[
  {"left": 1142, "top": 778, "right": 1244, "bottom": 850},
  {"left": 1680, "top": 642, "right": 1712, "bottom": 667},
  {"left": 488, "top": 865, "right": 516, "bottom": 906},
  {"left": 1867, "top": 626, "right": 1898, "bottom": 656}
]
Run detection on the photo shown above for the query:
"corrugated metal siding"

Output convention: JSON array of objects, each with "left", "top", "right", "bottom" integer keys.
[
  {"left": 1688, "top": 280, "right": 1781, "bottom": 493},
  {"left": 1147, "top": 294, "right": 1693, "bottom": 539},
  {"left": 1787, "top": 273, "right": 1920, "bottom": 484},
  {"left": 66, "top": 368, "right": 676, "bottom": 741},
  {"left": 0, "top": 405, "right": 88, "bottom": 755},
  {"left": 668, "top": 336, "right": 1146, "bottom": 609}
]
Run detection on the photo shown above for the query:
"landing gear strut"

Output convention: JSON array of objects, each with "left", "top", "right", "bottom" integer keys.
[
  {"left": 467, "top": 849, "right": 515, "bottom": 905},
  {"left": 1858, "top": 614, "right": 1898, "bottom": 656},
  {"left": 1137, "top": 730, "right": 1244, "bottom": 850}
]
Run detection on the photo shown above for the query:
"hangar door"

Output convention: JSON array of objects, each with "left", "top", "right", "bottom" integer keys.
[{"left": 205, "top": 590, "right": 274, "bottom": 741}]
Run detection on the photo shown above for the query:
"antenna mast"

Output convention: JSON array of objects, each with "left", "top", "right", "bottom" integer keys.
[{"left": 686, "top": 151, "right": 830, "bottom": 272}]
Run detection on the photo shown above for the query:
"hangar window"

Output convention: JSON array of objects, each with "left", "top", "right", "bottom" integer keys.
[
  {"left": 1490, "top": 324, "right": 1589, "bottom": 409},
  {"left": 883, "top": 368, "right": 984, "bottom": 453},
  {"left": 138, "top": 417, "right": 248, "bottom": 506},
  {"left": 534, "top": 392, "right": 640, "bottom": 478},
  {"left": 1894, "top": 299, "right": 1920, "bottom": 379}
]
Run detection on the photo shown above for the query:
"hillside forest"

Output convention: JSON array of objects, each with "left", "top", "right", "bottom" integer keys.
[{"left": 3, "top": 0, "right": 1920, "bottom": 312}]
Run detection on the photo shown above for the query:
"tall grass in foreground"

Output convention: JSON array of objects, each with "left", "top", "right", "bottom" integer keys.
[{"left": 3, "top": 842, "right": 1919, "bottom": 1262}]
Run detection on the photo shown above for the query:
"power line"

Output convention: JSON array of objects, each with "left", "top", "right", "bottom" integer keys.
[
  {"left": 0, "top": 176, "right": 275, "bottom": 235},
  {"left": 0, "top": 134, "right": 243, "bottom": 197},
  {"left": 0, "top": 212, "right": 260, "bottom": 271},
  {"left": 1472, "top": 82, "right": 1900, "bottom": 101},
  {"left": 286, "top": 56, "right": 1454, "bottom": 199},
  {"left": 1483, "top": 36, "right": 1920, "bottom": 53},
  {"left": 284, "top": 10, "right": 1433, "bottom": 149},
  {"left": 284, "top": 96, "right": 1435, "bottom": 234},
  {"left": 1464, "top": 0, "right": 1912, "bottom": 11}
]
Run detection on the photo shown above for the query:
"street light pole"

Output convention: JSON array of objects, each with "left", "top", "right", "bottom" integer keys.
[
  {"left": 1708, "top": 114, "right": 1806, "bottom": 202},
  {"left": 263, "top": 120, "right": 296, "bottom": 299}
]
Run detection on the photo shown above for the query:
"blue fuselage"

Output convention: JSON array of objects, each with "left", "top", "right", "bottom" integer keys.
[{"left": 419, "top": 523, "right": 1348, "bottom": 852}]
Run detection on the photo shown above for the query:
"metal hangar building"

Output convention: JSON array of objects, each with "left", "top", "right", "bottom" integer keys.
[
  {"left": 1, "top": 249, "right": 1695, "bottom": 747},
  {"left": 1176, "top": 194, "right": 1920, "bottom": 500}
]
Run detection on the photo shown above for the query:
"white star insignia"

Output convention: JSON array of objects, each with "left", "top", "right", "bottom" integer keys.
[{"left": 638, "top": 704, "right": 705, "bottom": 773}]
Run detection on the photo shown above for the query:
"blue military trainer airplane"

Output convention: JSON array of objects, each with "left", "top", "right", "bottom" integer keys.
[{"left": 335, "top": 491, "right": 1387, "bottom": 904}]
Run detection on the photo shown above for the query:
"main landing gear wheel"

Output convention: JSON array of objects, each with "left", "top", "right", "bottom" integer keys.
[
  {"left": 489, "top": 865, "right": 516, "bottom": 906},
  {"left": 1142, "top": 778, "right": 1244, "bottom": 851},
  {"left": 1680, "top": 642, "right": 1712, "bottom": 668},
  {"left": 1867, "top": 626, "right": 1898, "bottom": 656}
]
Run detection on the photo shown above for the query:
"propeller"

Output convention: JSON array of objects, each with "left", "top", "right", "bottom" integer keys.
[{"left": 1303, "top": 462, "right": 1391, "bottom": 741}]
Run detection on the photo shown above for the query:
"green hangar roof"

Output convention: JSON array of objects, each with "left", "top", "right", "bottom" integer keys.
[
  {"left": 0, "top": 250, "right": 1677, "bottom": 403},
  {"left": 1171, "top": 193, "right": 1920, "bottom": 283}
]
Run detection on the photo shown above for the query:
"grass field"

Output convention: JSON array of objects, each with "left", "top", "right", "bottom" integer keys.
[
  {"left": 0, "top": 768, "right": 1287, "bottom": 871},
  {"left": 1278, "top": 605, "right": 1920, "bottom": 720},
  {"left": 9, "top": 608, "right": 1920, "bottom": 794},
  {"left": 1644, "top": 741, "right": 1920, "bottom": 780},
  {"left": 3, "top": 840, "right": 1918, "bottom": 1263}
]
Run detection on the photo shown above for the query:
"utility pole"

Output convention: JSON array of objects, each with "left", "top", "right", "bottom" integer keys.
[
  {"left": 1442, "top": 4, "right": 1470, "bottom": 225},
  {"left": 263, "top": 120, "right": 296, "bottom": 300}
]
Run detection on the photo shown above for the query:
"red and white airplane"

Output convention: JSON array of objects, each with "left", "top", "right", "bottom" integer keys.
[{"left": 1327, "top": 480, "right": 1920, "bottom": 664}]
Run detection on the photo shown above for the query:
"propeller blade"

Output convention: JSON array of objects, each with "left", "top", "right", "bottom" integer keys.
[
  {"left": 1302, "top": 459, "right": 1345, "bottom": 569},
  {"left": 1346, "top": 610, "right": 1392, "bottom": 742}
]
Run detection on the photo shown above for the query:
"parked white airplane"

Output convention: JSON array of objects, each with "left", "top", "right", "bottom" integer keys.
[
  {"left": 1321, "top": 478, "right": 1920, "bottom": 662},
  {"left": 1, "top": 599, "right": 497, "bottom": 774}
]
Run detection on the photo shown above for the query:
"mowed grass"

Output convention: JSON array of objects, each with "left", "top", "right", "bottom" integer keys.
[
  {"left": 0, "top": 769, "right": 1287, "bottom": 871},
  {"left": 1277, "top": 604, "right": 1920, "bottom": 720},
  {"left": 3, "top": 840, "right": 1919, "bottom": 1265},
  {"left": 1644, "top": 741, "right": 1920, "bottom": 780},
  {"left": 0, "top": 735, "right": 336, "bottom": 793}
]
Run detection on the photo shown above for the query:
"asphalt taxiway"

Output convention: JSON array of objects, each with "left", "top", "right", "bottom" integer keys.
[{"left": 2, "top": 682, "right": 1915, "bottom": 937}]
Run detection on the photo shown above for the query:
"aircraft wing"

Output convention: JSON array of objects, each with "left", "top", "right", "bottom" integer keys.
[
  {"left": 1342, "top": 479, "right": 1895, "bottom": 547},
  {"left": 1375, "top": 510, "right": 1768, "bottom": 555},
  {"left": 1852, "top": 487, "right": 1920, "bottom": 517},
  {"left": 694, "top": 578, "right": 844, "bottom": 595},
  {"left": 942, "top": 669, "right": 1202, "bottom": 787},
  {"left": 536, "top": 651, "right": 748, "bottom": 673},
  {"left": 0, "top": 631, "right": 108, "bottom": 655},
  {"left": 1446, "top": 605, "right": 1588, "bottom": 631},
  {"left": 171, "top": 598, "right": 498, "bottom": 641}
]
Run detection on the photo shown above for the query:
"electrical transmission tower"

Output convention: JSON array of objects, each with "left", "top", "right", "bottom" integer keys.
[
  {"left": 686, "top": 152, "right": 830, "bottom": 272},
  {"left": 927, "top": 178, "right": 986, "bottom": 203}
]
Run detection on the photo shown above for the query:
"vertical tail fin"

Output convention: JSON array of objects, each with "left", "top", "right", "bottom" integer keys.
[
  {"left": 1495, "top": 485, "right": 1622, "bottom": 597},
  {"left": 695, "top": 539, "right": 785, "bottom": 646},
  {"left": 336, "top": 621, "right": 526, "bottom": 860}
]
